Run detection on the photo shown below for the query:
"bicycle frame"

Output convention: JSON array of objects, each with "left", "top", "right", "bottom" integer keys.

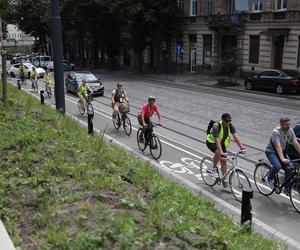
[
  {"left": 273, "top": 160, "right": 300, "bottom": 194},
  {"left": 216, "top": 151, "right": 243, "bottom": 182}
]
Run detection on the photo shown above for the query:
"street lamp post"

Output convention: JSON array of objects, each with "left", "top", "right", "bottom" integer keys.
[{"left": 51, "top": 0, "right": 65, "bottom": 114}]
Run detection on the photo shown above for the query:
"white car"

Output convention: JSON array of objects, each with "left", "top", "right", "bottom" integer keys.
[
  {"left": 9, "top": 63, "right": 46, "bottom": 78},
  {"left": 32, "top": 56, "right": 51, "bottom": 69}
]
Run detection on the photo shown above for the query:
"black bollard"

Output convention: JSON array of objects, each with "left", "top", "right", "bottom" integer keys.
[
  {"left": 88, "top": 112, "right": 94, "bottom": 135},
  {"left": 40, "top": 90, "right": 44, "bottom": 105},
  {"left": 241, "top": 187, "right": 253, "bottom": 230},
  {"left": 17, "top": 80, "right": 21, "bottom": 90}
]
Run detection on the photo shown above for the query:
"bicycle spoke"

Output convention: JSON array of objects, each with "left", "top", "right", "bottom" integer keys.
[
  {"left": 149, "top": 135, "right": 162, "bottom": 160},
  {"left": 290, "top": 180, "right": 300, "bottom": 213},
  {"left": 137, "top": 128, "right": 146, "bottom": 151},
  {"left": 200, "top": 157, "right": 217, "bottom": 187},
  {"left": 229, "top": 169, "right": 251, "bottom": 202},
  {"left": 123, "top": 116, "right": 132, "bottom": 136},
  {"left": 254, "top": 163, "right": 274, "bottom": 196}
]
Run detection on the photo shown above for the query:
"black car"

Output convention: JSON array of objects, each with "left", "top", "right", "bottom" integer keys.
[
  {"left": 244, "top": 69, "right": 300, "bottom": 95},
  {"left": 65, "top": 71, "right": 104, "bottom": 96}
]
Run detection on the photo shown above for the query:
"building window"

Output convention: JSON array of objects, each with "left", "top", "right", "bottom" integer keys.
[
  {"left": 204, "top": 0, "right": 212, "bottom": 15},
  {"left": 249, "top": 35, "right": 260, "bottom": 64},
  {"left": 276, "top": 0, "right": 287, "bottom": 10},
  {"left": 252, "top": 0, "right": 263, "bottom": 12},
  {"left": 177, "top": 0, "right": 184, "bottom": 10},
  {"left": 297, "top": 36, "right": 300, "bottom": 67},
  {"left": 190, "top": 0, "right": 197, "bottom": 16}
]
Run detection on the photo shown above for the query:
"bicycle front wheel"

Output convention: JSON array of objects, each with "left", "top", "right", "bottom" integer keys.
[
  {"left": 113, "top": 114, "right": 121, "bottom": 129},
  {"left": 123, "top": 115, "right": 132, "bottom": 136},
  {"left": 229, "top": 169, "right": 251, "bottom": 202},
  {"left": 199, "top": 157, "right": 217, "bottom": 187},
  {"left": 149, "top": 135, "right": 162, "bottom": 160},
  {"left": 290, "top": 180, "right": 300, "bottom": 213},
  {"left": 254, "top": 163, "right": 275, "bottom": 196},
  {"left": 87, "top": 102, "right": 94, "bottom": 117},
  {"left": 137, "top": 128, "right": 146, "bottom": 151}
]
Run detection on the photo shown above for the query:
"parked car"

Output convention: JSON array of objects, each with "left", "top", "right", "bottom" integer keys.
[
  {"left": 47, "top": 60, "right": 75, "bottom": 71},
  {"left": 9, "top": 63, "right": 46, "bottom": 78},
  {"left": 65, "top": 71, "right": 104, "bottom": 96},
  {"left": 244, "top": 69, "right": 300, "bottom": 95},
  {"left": 32, "top": 55, "right": 52, "bottom": 69}
]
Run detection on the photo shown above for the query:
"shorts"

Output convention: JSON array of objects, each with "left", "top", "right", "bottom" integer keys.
[
  {"left": 77, "top": 92, "right": 88, "bottom": 98},
  {"left": 206, "top": 141, "right": 226, "bottom": 153},
  {"left": 138, "top": 115, "right": 150, "bottom": 126}
]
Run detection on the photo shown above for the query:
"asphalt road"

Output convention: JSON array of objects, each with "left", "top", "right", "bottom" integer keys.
[{"left": 10, "top": 74, "right": 300, "bottom": 249}]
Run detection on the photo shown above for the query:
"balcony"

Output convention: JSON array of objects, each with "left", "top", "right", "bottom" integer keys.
[
  {"left": 208, "top": 14, "right": 245, "bottom": 29},
  {"left": 246, "top": 10, "right": 300, "bottom": 23}
]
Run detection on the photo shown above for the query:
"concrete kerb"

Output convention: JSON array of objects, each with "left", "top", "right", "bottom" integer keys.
[{"left": 4, "top": 82, "right": 299, "bottom": 250}]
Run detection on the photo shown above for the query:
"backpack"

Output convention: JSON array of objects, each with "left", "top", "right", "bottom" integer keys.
[{"left": 206, "top": 120, "right": 221, "bottom": 134}]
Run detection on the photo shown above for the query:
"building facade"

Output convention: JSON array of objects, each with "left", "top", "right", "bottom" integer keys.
[
  {"left": 4, "top": 24, "right": 34, "bottom": 47},
  {"left": 176, "top": 0, "right": 300, "bottom": 76}
]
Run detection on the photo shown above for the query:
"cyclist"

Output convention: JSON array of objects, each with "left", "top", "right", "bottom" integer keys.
[
  {"left": 31, "top": 66, "right": 38, "bottom": 90},
  {"left": 138, "top": 96, "right": 162, "bottom": 142},
  {"left": 111, "top": 82, "right": 129, "bottom": 122},
  {"left": 77, "top": 79, "right": 92, "bottom": 115},
  {"left": 288, "top": 122, "right": 300, "bottom": 160},
  {"left": 19, "top": 63, "right": 26, "bottom": 83},
  {"left": 206, "top": 113, "right": 246, "bottom": 186},
  {"left": 266, "top": 117, "right": 300, "bottom": 192},
  {"left": 44, "top": 70, "right": 54, "bottom": 93}
]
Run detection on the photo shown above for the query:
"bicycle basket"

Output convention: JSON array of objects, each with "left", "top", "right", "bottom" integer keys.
[{"left": 120, "top": 102, "right": 130, "bottom": 113}]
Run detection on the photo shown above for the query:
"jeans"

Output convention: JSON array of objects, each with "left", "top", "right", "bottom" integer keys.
[{"left": 265, "top": 151, "right": 293, "bottom": 189}]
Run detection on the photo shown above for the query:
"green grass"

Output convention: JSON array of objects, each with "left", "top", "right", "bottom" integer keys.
[{"left": 0, "top": 84, "right": 286, "bottom": 250}]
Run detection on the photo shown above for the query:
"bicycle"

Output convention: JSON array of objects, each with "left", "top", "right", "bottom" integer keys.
[
  {"left": 200, "top": 150, "right": 251, "bottom": 202},
  {"left": 254, "top": 158, "right": 300, "bottom": 213},
  {"left": 46, "top": 84, "right": 53, "bottom": 99},
  {"left": 112, "top": 102, "right": 132, "bottom": 136},
  {"left": 78, "top": 93, "right": 94, "bottom": 116},
  {"left": 137, "top": 122, "right": 162, "bottom": 160}
]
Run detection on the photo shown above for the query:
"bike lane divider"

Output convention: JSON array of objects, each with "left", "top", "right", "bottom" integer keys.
[{"left": 8, "top": 81, "right": 300, "bottom": 250}]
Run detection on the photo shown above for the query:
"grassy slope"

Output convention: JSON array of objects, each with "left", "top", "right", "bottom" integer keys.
[{"left": 0, "top": 85, "right": 285, "bottom": 250}]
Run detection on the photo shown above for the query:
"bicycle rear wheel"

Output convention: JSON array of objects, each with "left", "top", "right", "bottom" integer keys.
[
  {"left": 199, "top": 157, "right": 217, "bottom": 187},
  {"left": 290, "top": 180, "right": 300, "bottom": 213},
  {"left": 254, "top": 163, "right": 275, "bottom": 196},
  {"left": 123, "top": 115, "right": 132, "bottom": 136},
  {"left": 113, "top": 114, "right": 121, "bottom": 129},
  {"left": 137, "top": 128, "right": 146, "bottom": 151},
  {"left": 87, "top": 102, "right": 94, "bottom": 116},
  {"left": 229, "top": 169, "right": 251, "bottom": 202},
  {"left": 149, "top": 134, "right": 162, "bottom": 160},
  {"left": 47, "top": 87, "right": 52, "bottom": 99}
]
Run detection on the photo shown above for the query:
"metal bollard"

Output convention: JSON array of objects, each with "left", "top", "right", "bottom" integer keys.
[
  {"left": 241, "top": 187, "right": 253, "bottom": 230},
  {"left": 17, "top": 80, "right": 21, "bottom": 90},
  {"left": 87, "top": 111, "right": 94, "bottom": 135},
  {"left": 40, "top": 90, "right": 44, "bottom": 105}
]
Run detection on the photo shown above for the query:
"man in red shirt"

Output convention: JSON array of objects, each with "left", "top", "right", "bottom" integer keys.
[{"left": 138, "top": 96, "right": 162, "bottom": 141}]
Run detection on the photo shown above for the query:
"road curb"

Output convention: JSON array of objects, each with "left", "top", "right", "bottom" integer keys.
[{"left": 0, "top": 220, "right": 15, "bottom": 250}]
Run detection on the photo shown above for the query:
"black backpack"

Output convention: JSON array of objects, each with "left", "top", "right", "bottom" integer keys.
[{"left": 206, "top": 120, "right": 221, "bottom": 134}]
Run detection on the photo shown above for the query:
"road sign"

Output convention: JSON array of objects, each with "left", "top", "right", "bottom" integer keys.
[{"left": 176, "top": 44, "right": 183, "bottom": 55}]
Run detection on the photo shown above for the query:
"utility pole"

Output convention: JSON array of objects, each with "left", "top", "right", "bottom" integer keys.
[
  {"left": 0, "top": 17, "right": 8, "bottom": 106},
  {"left": 51, "top": 0, "right": 65, "bottom": 114}
]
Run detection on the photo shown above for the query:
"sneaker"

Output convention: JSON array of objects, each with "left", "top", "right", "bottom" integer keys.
[
  {"left": 208, "top": 167, "right": 219, "bottom": 178},
  {"left": 266, "top": 179, "right": 274, "bottom": 190},
  {"left": 222, "top": 181, "right": 229, "bottom": 188}
]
